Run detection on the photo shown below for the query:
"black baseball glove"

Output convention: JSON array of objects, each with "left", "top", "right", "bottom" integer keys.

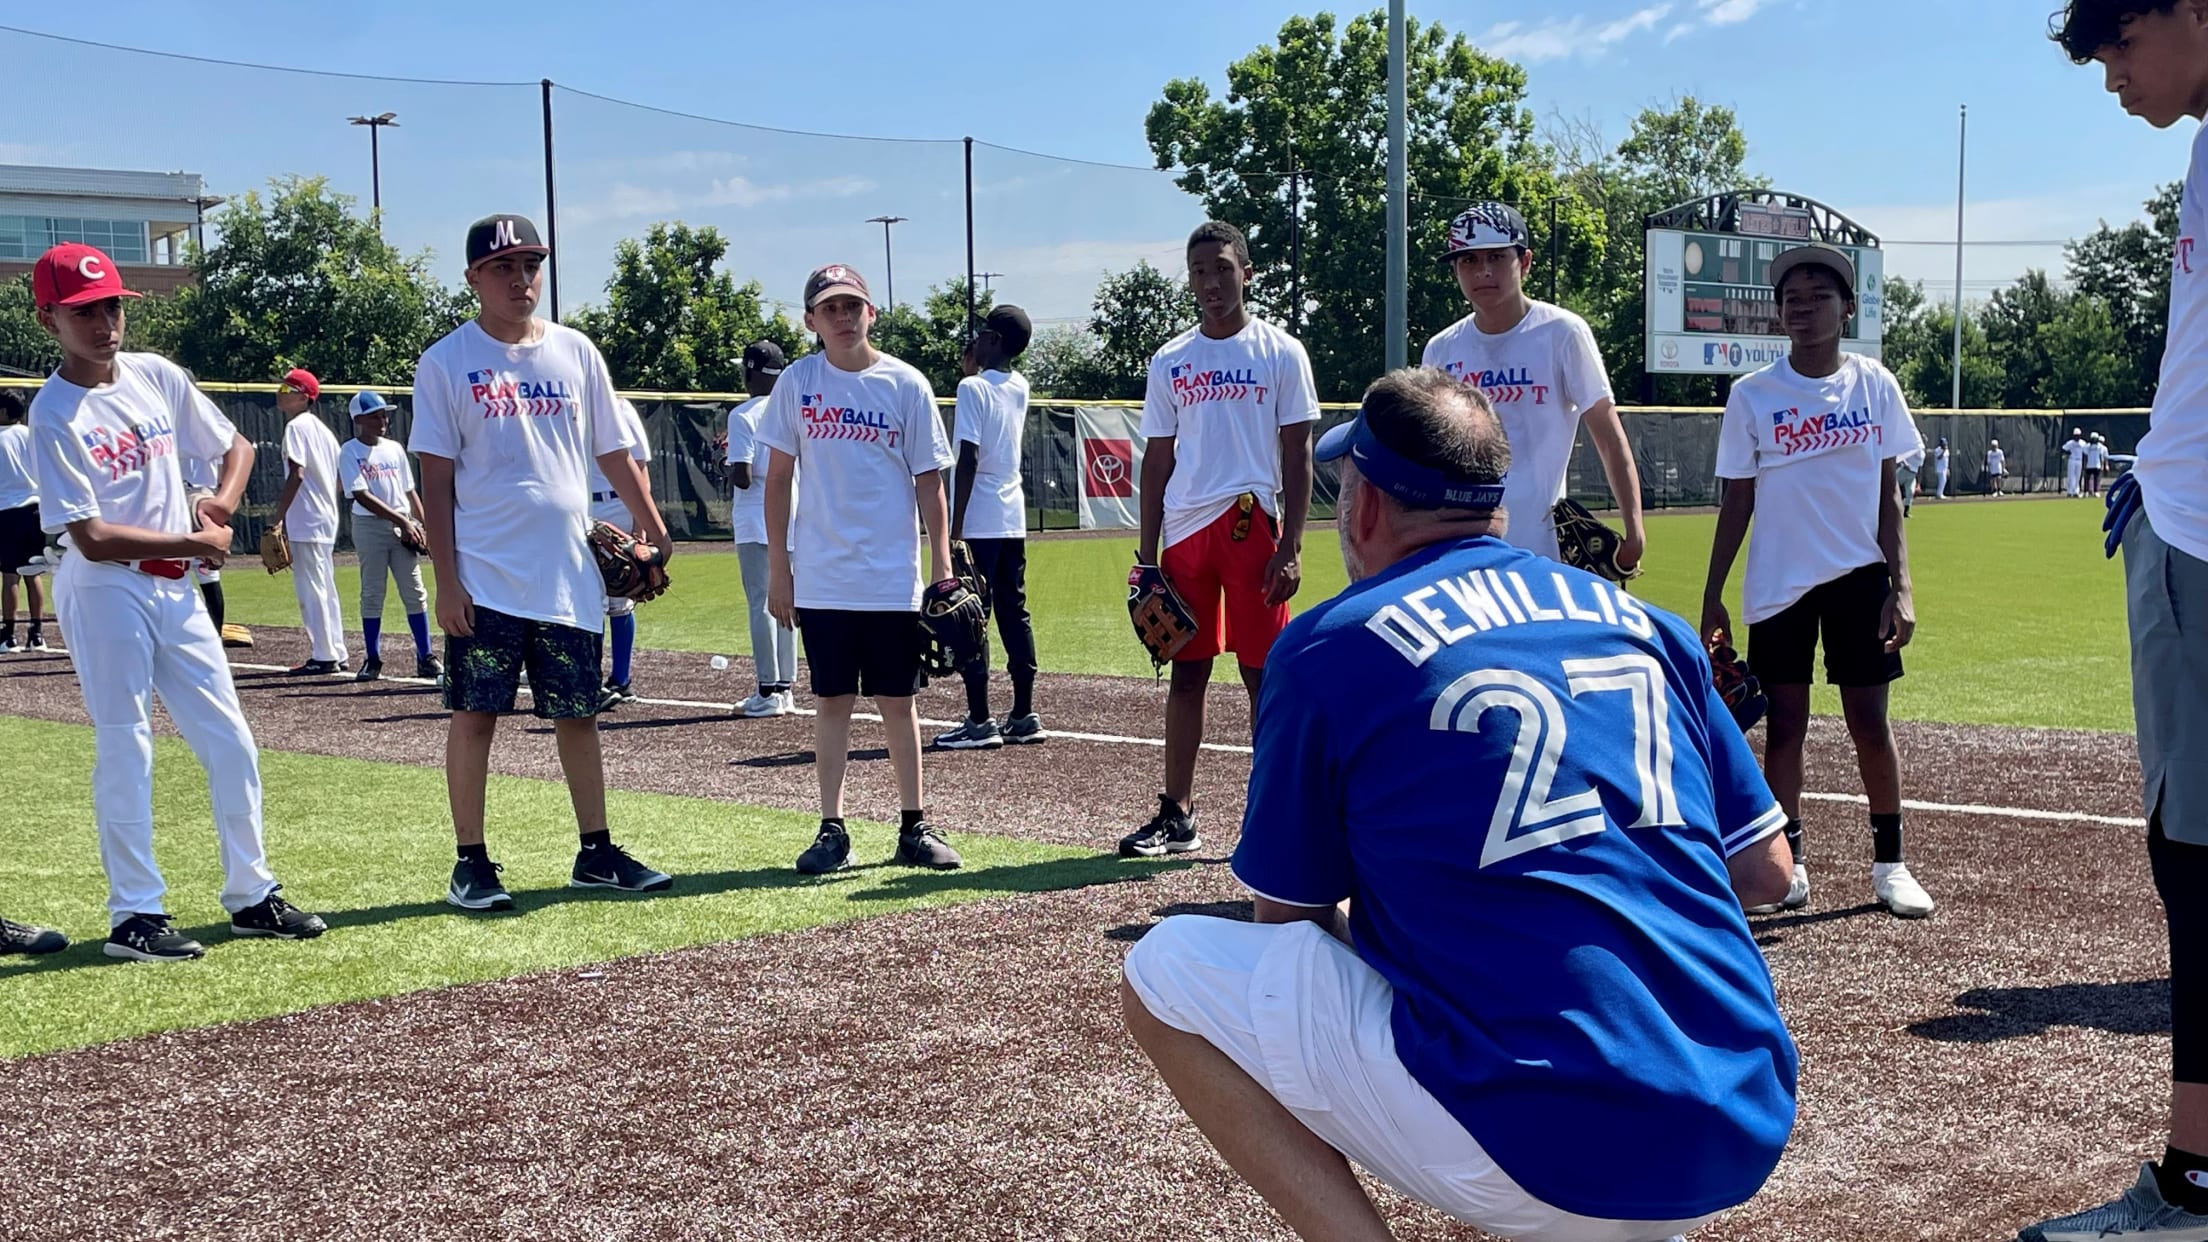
[
  {"left": 588, "top": 520, "right": 670, "bottom": 604},
  {"left": 1551, "top": 497, "right": 1641, "bottom": 583},
  {"left": 1708, "top": 634, "right": 1768, "bottom": 733},
  {"left": 920, "top": 570, "right": 988, "bottom": 676}
]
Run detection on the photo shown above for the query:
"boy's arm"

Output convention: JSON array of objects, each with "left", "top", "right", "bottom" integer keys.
[
  {"left": 765, "top": 448, "right": 797, "bottom": 628},
  {"left": 952, "top": 442, "right": 979, "bottom": 540},
  {"left": 1581, "top": 399, "right": 1646, "bottom": 570},
  {"left": 271, "top": 458, "right": 304, "bottom": 529},
  {"left": 1877, "top": 456, "right": 1913, "bottom": 652},
  {"left": 352, "top": 489, "right": 412, "bottom": 526},
  {"left": 1138, "top": 437, "right": 1176, "bottom": 566},
  {"left": 1701, "top": 478, "right": 1755, "bottom": 644},
  {"left": 204, "top": 432, "right": 254, "bottom": 525},
  {"left": 596, "top": 449, "right": 670, "bottom": 555},
  {"left": 417, "top": 453, "right": 473, "bottom": 637},
  {"left": 917, "top": 469, "right": 955, "bottom": 585},
  {"left": 1266, "top": 422, "right": 1313, "bottom": 606}
]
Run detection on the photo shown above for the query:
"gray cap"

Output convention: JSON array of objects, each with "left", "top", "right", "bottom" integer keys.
[{"left": 1768, "top": 243, "right": 1856, "bottom": 292}]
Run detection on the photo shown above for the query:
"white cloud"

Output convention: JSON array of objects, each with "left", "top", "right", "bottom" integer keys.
[
  {"left": 1481, "top": 5, "right": 1673, "bottom": 63},
  {"left": 569, "top": 174, "right": 876, "bottom": 224},
  {"left": 1667, "top": 0, "right": 1770, "bottom": 41}
]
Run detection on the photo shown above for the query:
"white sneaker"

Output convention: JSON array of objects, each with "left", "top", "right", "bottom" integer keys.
[
  {"left": 1873, "top": 862, "right": 1935, "bottom": 918},
  {"left": 1745, "top": 862, "right": 1810, "bottom": 915},
  {"left": 776, "top": 690, "right": 797, "bottom": 715},
  {"left": 738, "top": 692, "right": 781, "bottom": 718}
]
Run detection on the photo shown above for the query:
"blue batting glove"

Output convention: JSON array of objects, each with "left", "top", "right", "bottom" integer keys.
[{"left": 2103, "top": 471, "right": 2142, "bottom": 559}]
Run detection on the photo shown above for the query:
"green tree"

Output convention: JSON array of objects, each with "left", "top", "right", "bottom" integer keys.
[
  {"left": 1897, "top": 304, "right": 2005, "bottom": 409},
  {"left": 566, "top": 221, "right": 804, "bottom": 392},
  {"left": 2065, "top": 180, "right": 2180, "bottom": 403},
  {"left": 2034, "top": 293, "right": 2137, "bottom": 409},
  {"left": 1878, "top": 276, "right": 1942, "bottom": 406},
  {"left": 0, "top": 275, "right": 58, "bottom": 376},
  {"left": 872, "top": 277, "right": 992, "bottom": 395},
  {"left": 1144, "top": 9, "right": 1602, "bottom": 398},
  {"left": 175, "top": 175, "right": 470, "bottom": 384},
  {"left": 1084, "top": 260, "right": 1197, "bottom": 399},
  {"left": 1977, "top": 270, "right": 2065, "bottom": 409},
  {"left": 1023, "top": 325, "right": 1109, "bottom": 399}
]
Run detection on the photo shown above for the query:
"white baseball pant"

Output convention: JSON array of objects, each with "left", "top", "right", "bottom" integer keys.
[
  {"left": 53, "top": 555, "right": 277, "bottom": 925},
  {"left": 590, "top": 498, "right": 638, "bottom": 617},
  {"left": 289, "top": 538, "right": 347, "bottom": 662},
  {"left": 1123, "top": 916, "right": 1717, "bottom": 1242},
  {"left": 2066, "top": 459, "right": 2084, "bottom": 497}
]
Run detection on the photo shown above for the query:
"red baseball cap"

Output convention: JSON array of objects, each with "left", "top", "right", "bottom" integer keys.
[
  {"left": 281, "top": 368, "right": 321, "bottom": 398},
  {"left": 32, "top": 243, "right": 143, "bottom": 308}
]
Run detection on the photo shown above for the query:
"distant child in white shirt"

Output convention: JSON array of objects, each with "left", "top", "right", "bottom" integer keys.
[
  {"left": 338, "top": 389, "right": 438, "bottom": 682},
  {"left": 723, "top": 340, "right": 797, "bottom": 719},
  {"left": 271, "top": 367, "right": 347, "bottom": 673},
  {"left": 1702, "top": 243, "right": 1932, "bottom": 922},
  {"left": 1985, "top": 440, "right": 2007, "bottom": 495}
]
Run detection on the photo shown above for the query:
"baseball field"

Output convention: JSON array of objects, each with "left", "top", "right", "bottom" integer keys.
[{"left": 0, "top": 493, "right": 2166, "bottom": 1241}]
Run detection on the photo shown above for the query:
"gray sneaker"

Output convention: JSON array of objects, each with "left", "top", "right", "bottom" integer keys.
[
  {"left": 1001, "top": 713, "right": 1048, "bottom": 744},
  {"left": 933, "top": 718, "right": 1003, "bottom": 750},
  {"left": 2019, "top": 1163, "right": 2208, "bottom": 1241}
]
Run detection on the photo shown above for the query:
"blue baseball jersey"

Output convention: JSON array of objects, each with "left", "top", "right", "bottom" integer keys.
[{"left": 1233, "top": 537, "right": 1797, "bottom": 1222}]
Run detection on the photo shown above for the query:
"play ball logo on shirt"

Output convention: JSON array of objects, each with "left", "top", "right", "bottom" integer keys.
[
  {"left": 464, "top": 368, "right": 574, "bottom": 418},
  {"left": 81, "top": 420, "right": 177, "bottom": 483},
  {"left": 798, "top": 393, "right": 896, "bottom": 444}
]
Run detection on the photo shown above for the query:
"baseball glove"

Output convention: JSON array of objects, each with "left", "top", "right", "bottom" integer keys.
[
  {"left": 1551, "top": 497, "right": 1640, "bottom": 583},
  {"left": 1707, "top": 632, "right": 1768, "bottom": 733},
  {"left": 949, "top": 539, "right": 989, "bottom": 616},
  {"left": 919, "top": 573, "right": 988, "bottom": 676},
  {"left": 259, "top": 522, "right": 291, "bottom": 574},
  {"left": 588, "top": 520, "right": 670, "bottom": 603},
  {"left": 186, "top": 486, "right": 214, "bottom": 530},
  {"left": 396, "top": 521, "right": 431, "bottom": 556},
  {"left": 1127, "top": 563, "right": 1198, "bottom": 672}
]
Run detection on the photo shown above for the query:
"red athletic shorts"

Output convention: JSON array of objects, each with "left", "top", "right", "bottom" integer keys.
[{"left": 1160, "top": 498, "right": 1288, "bottom": 667}]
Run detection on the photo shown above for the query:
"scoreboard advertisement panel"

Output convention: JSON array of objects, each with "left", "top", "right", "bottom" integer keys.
[{"left": 1644, "top": 216, "right": 1884, "bottom": 376}]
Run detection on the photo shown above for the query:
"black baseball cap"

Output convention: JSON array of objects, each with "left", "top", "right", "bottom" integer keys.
[
  {"left": 742, "top": 340, "right": 787, "bottom": 375},
  {"left": 977, "top": 304, "right": 1033, "bottom": 356},
  {"left": 465, "top": 214, "right": 550, "bottom": 268}
]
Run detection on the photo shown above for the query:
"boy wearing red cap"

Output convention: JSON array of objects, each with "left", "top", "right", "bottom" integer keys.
[
  {"left": 27, "top": 243, "right": 325, "bottom": 959},
  {"left": 271, "top": 367, "right": 348, "bottom": 674}
]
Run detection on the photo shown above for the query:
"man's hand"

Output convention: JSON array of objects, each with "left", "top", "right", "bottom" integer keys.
[
  {"left": 190, "top": 523, "right": 231, "bottom": 566},
  {"left": 437, "top": 578, "right": 477, "bottom": 638},
  {"left": 1701, "top": 599, "right": 1734, "bottom": 648},
  {"left": 1263, "top": 546, "right": 1301, "bottom": 607},
  {"left": 1882, "top": 584, "right": 1916, "bottom": 653},
  {"left": 768, "top": 559, "right": 796, "bottom": 629}
]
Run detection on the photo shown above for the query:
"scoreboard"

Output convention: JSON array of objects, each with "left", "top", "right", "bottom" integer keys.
[{"left": 1644, "top": 208, "right": 1884, "bottom": 376}]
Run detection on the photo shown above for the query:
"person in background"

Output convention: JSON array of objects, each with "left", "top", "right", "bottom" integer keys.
[{"left": 724, "top": 340, "right": 798, "bottom": 718}]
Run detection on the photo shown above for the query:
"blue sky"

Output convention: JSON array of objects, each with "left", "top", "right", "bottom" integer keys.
[{"left": 0, "top": 0, "right": 2188, "bottom": 326}]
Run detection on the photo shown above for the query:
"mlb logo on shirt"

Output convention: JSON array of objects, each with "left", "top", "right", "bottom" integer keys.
[
  {"left": 1443, "top": 360, "right": 1467, "bottom": 378},
  {"left": 1169, "top": 362, "right": 1192, "bottom": 380},
  {"left": 1770, "top": 405, "right": 1799, "bottom": 427},
  {"left": 467, "top": 369, "right": 497, "bottom": 386}
]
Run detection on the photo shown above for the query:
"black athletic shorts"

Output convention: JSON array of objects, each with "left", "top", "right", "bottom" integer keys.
[
  {"left": 797, "top": 607, "right": 925, "bottom": 699},
  {"left": 0, "top": 503, "right": 41, "bottom": 575},
  {"left": 1747, "top": 562, "right": 1904, "bottom": 688},
  {"left": 444, "top": 605, "right": 604, "bottom": 719}
]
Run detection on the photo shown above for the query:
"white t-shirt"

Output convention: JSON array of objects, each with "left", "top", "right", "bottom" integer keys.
[
  {"left": 724, "top": 395, "right": 796, "bottom": 547},
  {"left": 1897, "top": 428, "right": 1926, "bottom": 472},
  {"left": 2088, "top": 442, "right": 2109, "bottom": 469},
  {"left": 1986, "top": 448, "right": 2006, "bottom": 474},
  {"left": 341, "top": 438, "right": 416, "bottom": 519},
  {"left": 954, "top": 369, "right": 1030, "bottom": 541},
  {"left": 0, "top": 422, "right": 36, "bottom": 511},
  {"left": 1141, "top": 318, "right": 1320, "bottom": 550},
  {"left": 1421, "top": 301, "right": 1615, "bottom": 560},
  {"left": 585, "top": 398, "right": 651, "bottom": 499},
  {"left": 2138, "top": 118, "right": 2208, "bottom": 562},
  {"left": 1715, "top": 354, "right": 1921, "bottom": 625},
  {"left": 756, "top": 351, "right": 954, "bottom": 611},
  {"left": 281, "top": 412, "right": 344, "bottom": 545},
  {"left": 2063, "top": 438, "right": 2089, "bottom": 467},
  {"left": 28, "top": 353, "right": 236, "bottom": 552},
  {"left": 407, "top": 319, "right": 635, "bottom": 629},
  {"left": 1932, "top": 444, "right": 1950, "bottom": 470}
]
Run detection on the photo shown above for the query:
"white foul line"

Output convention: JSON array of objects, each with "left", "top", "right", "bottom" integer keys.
[{"left": 233, "top": 663, "right": 2147, "bottom": 828}]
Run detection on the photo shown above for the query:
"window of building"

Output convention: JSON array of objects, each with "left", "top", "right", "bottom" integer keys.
[{"left": 0, "top": 216, "right": 151, "bottom": 264}]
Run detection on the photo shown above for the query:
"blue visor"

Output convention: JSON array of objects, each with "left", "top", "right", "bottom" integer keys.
[{"left": 1315, "top": 414, "right": 1505, "bottom": 510}]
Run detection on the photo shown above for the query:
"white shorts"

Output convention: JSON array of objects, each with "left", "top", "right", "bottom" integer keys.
[{"left": 1122, "top": 916, "right": 1716, "bottom": 1242}]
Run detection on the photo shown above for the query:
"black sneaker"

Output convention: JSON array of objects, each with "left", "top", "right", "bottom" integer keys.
[
  {"left": 104, "top": 913, "right": 205, "bottom": 962},
  {"left": 932, "top": 718, "right": 1004, "bottom": 750},
  {"left": 896, "top": 823, "right": 963, "bottom": 870},
  {"left": 416, "top": 654, "right": 445, "bottom": 682},
  {"left": 597, "top": 680, "right": 636, "bottom": 713},
  {"left": 570, "top": 841, "right": 673, "bottom": 892},
  {"left": 796, "top": 821, "right": 852, "bottom": 875},
  {"left": 1002, "top": 713, "right": 1048, "bottom": 744},
  {"left": 354, "top": 658, "right": 383, "bottom": 683},
  {"left": 1120, "top": 795, "right": 1200, "bottom": 858},
  {"left": 25, "top": 632, "right": 48, "bottom": 652},
  {"left": 1, "top": 916, "right": 68, "bottom": 955},
  {"left": 230, "top": 892, "right": 328, "bottom": 939},
  {"left": 289, "top": 658, "right": 342, "bottom": 676},
  {"left": 447, "top": 857, "right": 514, "bottom": 911}
]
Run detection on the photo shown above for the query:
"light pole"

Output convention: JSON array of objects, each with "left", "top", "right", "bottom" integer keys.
[
  {"left": 347, "top": 112, "right": 400, "bottom": 228},
  {"left": 975, "top": 271, "right": 1003, "bottom": 294},
  {"left": 866, "top": 214, "right": 908, "bottom": 309}
]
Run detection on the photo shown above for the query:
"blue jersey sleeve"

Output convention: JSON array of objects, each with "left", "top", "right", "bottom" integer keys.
[
  {"left": 1704, "top": 673, "right": 1785, "bottom": 856},
  {"left": 1231, "top": 640, "right": 1351, "bottom": 907}
]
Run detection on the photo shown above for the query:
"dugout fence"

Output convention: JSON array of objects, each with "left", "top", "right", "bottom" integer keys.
[{"left": 0, "top": 378, "right": 2150, "bottom": 553}]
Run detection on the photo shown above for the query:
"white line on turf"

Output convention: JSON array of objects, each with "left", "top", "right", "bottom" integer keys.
[{"left": 231, "top": 662, "right": 2150, "bottom": 829}]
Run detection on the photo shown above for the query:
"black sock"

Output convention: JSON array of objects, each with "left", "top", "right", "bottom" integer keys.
[
  {"left": 201, "top": 580, "right": 226, "bottom": 630},
  {"left": 1782, "top": 819, "right": 1804, "bottom": 864},
  {"left": 1870, "top": 812, "right": 1903, "bottom": 865},
  {"left": 2155, "top": 1146, "right": 2208, "bottom": 1213},
  {"left": 1011, "top": 678, "right": 1034, "bottom": 720},
  {"left": 900, "top": 809, "right": 925, "bottom": 833},
  {"left": 1, "top": 622, "right": 12, "bottom": 640},
  {"left": 580, "top": 829, "right": 611, "bottom": 850},
  {"left": 458, "top": 842, "right": 490, "bottom": 863}
]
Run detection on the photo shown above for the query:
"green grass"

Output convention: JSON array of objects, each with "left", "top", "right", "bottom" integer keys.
[
  {"left": 217, "top": 498, "right": 2131, "bottom": 731},
  {"left": 0, "top": 716, "right": 1150, "bottom": 1058}
]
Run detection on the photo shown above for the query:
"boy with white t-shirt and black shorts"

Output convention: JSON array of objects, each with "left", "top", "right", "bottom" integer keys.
[
  {"left": 762, "top": 262, "right": 965, "bottom": 875},
  {"left": 410, "top": 214, "right": 675, "bottom": 911},
  {"left": 338, "top": 389, "right": 439, "bottom": 683},
  {"left": 271, "top": 368, "right": 348, "bottom": 675},
  {"left": 589, "top": 396, "right": 651, "bottom": 712},
  {"left": 28, "top": 242, "right": 325, "bottom": 959},
  {"left": 935, "top": 303, "right": 1046, "bottom": 750},
  {"left": 1421, "top": 202, "right": 1646, "bottom": 570},
  {"left": 724, "top": 340, "right": 797, "bottom": 718},
  {"left": 1702, "top": 243, "right": 1934, "bottom": 922},
  {"left": 0, "top": 388, "right": 48, "bottom": 653},
  {"left": 1119, "top": 221, "right": 1318, "bottom": 859}
]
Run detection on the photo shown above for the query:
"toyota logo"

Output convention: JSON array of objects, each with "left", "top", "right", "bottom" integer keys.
[{"left": 1090, "top": 452, "right": 1128, "bottom": 489}]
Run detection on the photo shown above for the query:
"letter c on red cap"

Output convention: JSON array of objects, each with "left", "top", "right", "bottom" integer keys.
[{"left": 77, "top": 255, "right": 105, "bottom": 280}]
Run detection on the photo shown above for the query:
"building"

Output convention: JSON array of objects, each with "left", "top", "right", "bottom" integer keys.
[{"left": 0, "top": 164, "right": 221, "bottom": 296}]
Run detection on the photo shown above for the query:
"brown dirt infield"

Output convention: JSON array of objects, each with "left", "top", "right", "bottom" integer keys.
[{"left": 0, "top": 629, "right": 2174, "bottom": 1242}]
